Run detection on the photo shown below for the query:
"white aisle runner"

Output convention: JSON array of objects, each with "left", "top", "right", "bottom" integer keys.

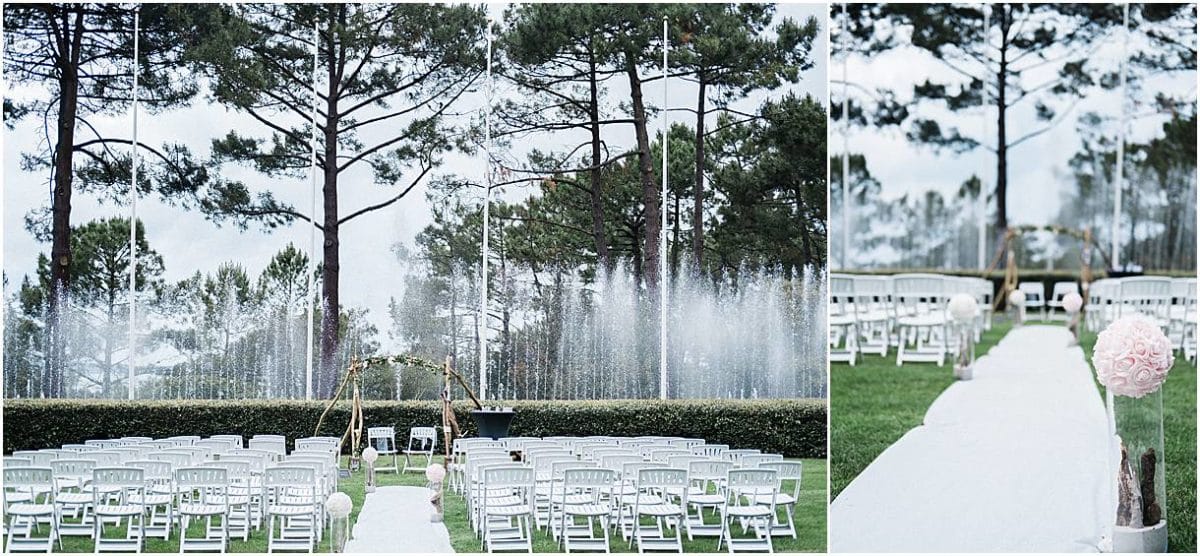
[
  {"left": 831, "top": 325, "right": 1110, "bottom": 553},
  {"left": 344, "top": 486, "right": 454, "bottom": 553}
]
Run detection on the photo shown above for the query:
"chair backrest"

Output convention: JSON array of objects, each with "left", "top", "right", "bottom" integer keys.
[
  {"left": 167, "top": 435, "right": 201, "bottom": 446},
  {"left": 203, "top": 460, "right": 251, "bottom": 483},
  {"left": 209, "top": 435, "right": 244, "bottom": 449},
  {"left": 109, "top": 448, "right": 141, "bottom": 463},
  {"left": 408, "top": 426, "right": 437, "bottom": 444},
  {"left": 248, "top": 437, "right": 286, "bottom": 457},
  {"left": 251, "top": 434, "right": 286, "bottom": 442},
  {"left": 85, "top": 439, "right": 121, "bottom": 449},
  {"left": 51, "top": 459, "right": 96, "bottom": 482},
  {"left": 648, "top": 448, "right": 690, "bottom": 464},
  {"left": 550, "top": 459, "right": 595, "bottom": 481},
  {"left": 1018, "top": 282, "right": 1046, "bottom": 304},
  {"left": 892, "top": 274, "right": 948, "bottom": 315},
  {"left": 61, "top": 443, "right": 94, "bottom": 452},
  {"left": 830, "top": 274, "right": 856, "bottom": 316},
  {"left": 263, "top": 466, "right": 316, "bottom": 491},
  {"left": 142, "top": 440, "right": 175, "bottom": 450},
  {"left": 367, "top": 427, "right": 396, "bottom": 452},
  {"left": 15, "top": 451, "right": 56, "bottom": 467},
  {"left": 562, "top": 467, "right": 616, "bottom": 490},
  {"left": 118, "top": 437, "right": 152, "bottom": 445},
  {"left": 220, "top": 455, "right": 266, "bottom": 475},
  {"left": 689, "top": 459, "right": 734, "bottom": 482},
  {"left": 175, "top": 466, "right": 227, "bottom": 489},
  {"left": 483, "top": 465, "right": 534, "bottom": 489},
  {"left": 80, "top": 451, "right": 123, "bottom": 467},
  {"left": 149, "top": 452, "right": 191, "bottom": 468},
  {"left": 1050, "top": 281, "right": 1079, "bottom": 303},
  {"left": 723, "top": 448, "right": 761, "bottom": 464},
  {"left": 761, "top": 461, "right": 803, "bottom": 499},
  {"left": 692, "top": 444, "right": 728, "bottom": 458},
  {"left": 127, "top": 460, "right": 173, "bottom": 482},
  {"left": 728, "top": 468, "right": 779, "bottom": 502},
  {"left": 5, "top": 467, "right": 54, "bottom": 490},
  {"left": 92, "top": 467, "right": 145, "bottom": 490},
  {"left": 195, "top": 439, "right": 233, "bottom": 454},
  {"left": 741, "top": 454, "right": 785, "bottom": 468},
  {"left": 668, "top": 438, "right": 704, "bottom": 450},
  {"left": 599, "top": 454, "right": 643, "bottom": 473},
  {"left": 637, "top": 467, "right": 688, "bottom": 493},
  {"left": 667, "top": 455, "right": 706, "bottom": 469},
  {"left": 1119, "top": 277, "right": 1173, "bottom": 319},
  {"left": 5, "top": 456, "right": 33, "bottom": 468}
]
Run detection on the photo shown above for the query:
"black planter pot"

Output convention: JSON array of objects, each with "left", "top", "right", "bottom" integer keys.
[{"left": 471, "top": 409, "right": 516, "bottom": 440}]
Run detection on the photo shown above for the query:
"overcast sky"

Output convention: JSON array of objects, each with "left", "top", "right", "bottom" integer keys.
[
  {"left": 2, "top": 3, "right": 827, "bottom": 346},
  {"left": 833, "top": 5, "right": 1196, "bottom": 266}
]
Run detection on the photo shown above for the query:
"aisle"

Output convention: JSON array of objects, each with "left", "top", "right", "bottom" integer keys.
[
  {"left": 830, "top": 325, "right": 1111, "bottom": 553},
  {"left": 344, "top": 486, "right": 454, "bottom": 553}
]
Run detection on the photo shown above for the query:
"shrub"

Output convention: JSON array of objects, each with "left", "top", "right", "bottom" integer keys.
[{"left": 2, "top": 398, "right": 826, "bottom": 458}]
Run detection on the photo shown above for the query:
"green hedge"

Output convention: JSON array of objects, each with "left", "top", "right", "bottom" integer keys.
[{"left": 3, "top": 398, "right": 826, "bottom": 458}]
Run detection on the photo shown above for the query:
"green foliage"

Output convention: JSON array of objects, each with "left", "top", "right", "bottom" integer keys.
[{"left": 2, "top": 398, "right": 827, "bottom": 458}]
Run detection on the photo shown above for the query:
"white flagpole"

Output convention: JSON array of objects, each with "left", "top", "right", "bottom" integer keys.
[
  {"left": 1111, "top": 3, "right": 1130, "bottom": 269},
  {"left": 480, "top": 18, "right": 493, "bottom": 402},
  {"left": 304, "top": 19, "right": 318, "bottom": 400},
  {"left": 841, "top": 3, "right": 850, "bottom": 270},
  {"left": 979, "top": 4, "right": 990, "bottom": 270},
  {"left": 128, "top": 7, "right": 140, "bottom": 400},
  {"left": 659, "top": 16, "right": 669, "bottom": 400}
]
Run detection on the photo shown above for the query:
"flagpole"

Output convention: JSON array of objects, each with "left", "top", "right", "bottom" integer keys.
[
  {"left": 979, "top": 4, "right": 990, "bottom": 269},
  {"left": 479, "top": 17, "right": 494, "bottom": 403},
  {"left": 127, "top": 7, "right": 140, "bottom": 400},
  {"left": 304, "top": 18, "right": 318, "bottom": 401},
  {"left": 841, "top": 3, "right": 850, "bottom": 270},
  {"left": 1110, "top": 3, "right": 1129, "bottom": 269},
  {"left": 659, "top": 16, "right": 669, "bottom": 400}
]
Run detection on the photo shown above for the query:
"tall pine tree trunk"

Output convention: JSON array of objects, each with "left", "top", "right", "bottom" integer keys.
[
  {"left": 587, "top": 45, "right": 611, "bottom": 274},
  {"left": 692, "top": 79, "right": 707, "bottom": 271},
  {"left": 626, "top": 59, "right": 660, "bottom": 292},
  {"left": 46, "top": 7, "right": 84, "bottom": 398},
  {"left": 993, "top": 6, "right": 1010, "bottom": 254},
  {"left": 318, "top": 18, "right": 342, "bottom": 399}
]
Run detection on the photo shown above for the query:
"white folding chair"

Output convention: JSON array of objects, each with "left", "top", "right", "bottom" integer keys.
[
  {"left": 366, "top": 427, "right": 400, "bottom": 474},
  {"left": 50, "top": 459, "right": 96, "bottom": 538},
  {"left": 481, "top": 466, "right": 536, "bottom": 553},
  {"left": 4, "top": 467, "right": 60, "bottom": 553},
  {"left": 894, "top": 274, "right": 950, "bottom": 366},
  {"left": 758, "top": 461, "right": 803, "bottom": 538},
  {"left": 1047, "top": 281, "right": 1079, "bottom": 322},
  {"left": 126, "top": 460, "right": 174, "bottom": 540},
  {"left": 1018, "top": 281, "right": 1046, "bottom": 322},
  {"left": 201, "top": 461, "right": 253, "bottom": 541},
  {"left": 629, "top": 467, "right": 689, "bottom": 552},
  {"left": 403, "top": 427, "right": 438, "bottom": 473},
  {"left": 828, "top": 274, "right": 859, "bottom": 365},
  {"left": 91, "top": 467, "right": 147, "bottom": 552},
  {"left": 263, "top": 466, "right": 319, "bottom": 553},
  {"left": 558, "top": 467, "right": 616, "bottom": 552},
  {"left": 175, "top": 467, "right": 229, "bottom": 552},
  {"left": 684, "top": 459, "right": 734, "bottom": 539},
  {"left": 718, "top": 468, "right": 778, "bottom": 553}
]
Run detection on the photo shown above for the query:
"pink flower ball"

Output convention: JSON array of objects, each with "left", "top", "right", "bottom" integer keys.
[
  {"left": 425, "top": 464, "right": 447, "bottom": 483},
  {"left": 1092, "top": 315, "right": 1173, "bottom": 398},
  {"left": 1062, "top": 292, "right": 1083, "bottom": 313}
]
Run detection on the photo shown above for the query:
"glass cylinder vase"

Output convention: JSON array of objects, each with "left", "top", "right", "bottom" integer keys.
[
  {"left": 1109, "top": 389, "right": 1167, "bottom": 552},
  {"left": 953, "top": 322, "right": 975, "bottom": 380},
  {"left": 330, "top": 514, "right": 350, "bottom": 553}
]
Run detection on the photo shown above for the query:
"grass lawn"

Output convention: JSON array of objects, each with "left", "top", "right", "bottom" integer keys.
[
  {"left": 830, "top": 316, "right": 1196, "bottom": 553},
  {"left": 378, "top": 456, "right": 827, "bottom": 553}
]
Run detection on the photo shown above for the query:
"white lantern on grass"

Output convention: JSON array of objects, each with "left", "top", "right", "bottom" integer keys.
[
  {"left": 1007, "top": 289, "right": 1026, "bottom": 326},
  {"left": 326, "top": 492, "right": 353, "bottom": 552},
  {"left": 362, "top": 447, "right": 379, "bottom": 493},
  {"left": 1093, "top": 316, "right": 1172, "bottom": 552},
  {"left": 948, "top": 293, "right": 978, "bottom": 380}
]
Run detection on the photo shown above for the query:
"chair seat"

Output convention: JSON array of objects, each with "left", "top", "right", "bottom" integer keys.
[
  {"left": 689, "top": 494, "right": 725, "bottom": 505},
  {"left": 748, "top": 493, "right": 794, "bottom": 506},
  {"left": 129, "top": 494, "right": 172, "bottom": 506},
  {"left": 268, "top": 505, "right": 314, "bottom": 517},
  {"left": 55, "top": 492, "right": 91, "bottom": 504},
  {"left": 210, "top": 494, "right": 250, "bottom": 505},
  {"left": 94, "top": 504, "right": 143, "bottom": 517},
  {"left": 724, "top": 505, "right": 772, "bottom": 518},
  {"left": 7, "top": 503, "right": 54, "bottom": 516},
  {"left": 278, "top": 495, "right": 316, "bottom": 506},
  {"left": 616, "top": 493, "right": 664, "bottom": 506},
  {"left": 5, "top": 492, "right": 34, "bottom": 503},
  {"left": 637, "top": 503, "right": 683, "bottom": 517},
  {"left": 564, "top": 503, "right": 611, "bottom": 517},
  {"left": 179, "top": 503, "right": 226, "bottom": 516},
  {"left": 828, "top": 315, "right": 855, "bottom": 326},
  {"left": 486, "top": 504, "right": 531, "bottom": 517},
  {"left": 484, "top": 495, "right": 523, "bottom": 507},
  {"left": 897, "top": 314, "right": 946, "bottom": 327}
]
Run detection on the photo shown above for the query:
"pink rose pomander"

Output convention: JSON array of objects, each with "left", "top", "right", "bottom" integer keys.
[
  {"left": 425, "top": 463, "right": 447, "bottom": 483},
  {"left": 1092, "top": 315, "right": 1174, "bottom": 398}
]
